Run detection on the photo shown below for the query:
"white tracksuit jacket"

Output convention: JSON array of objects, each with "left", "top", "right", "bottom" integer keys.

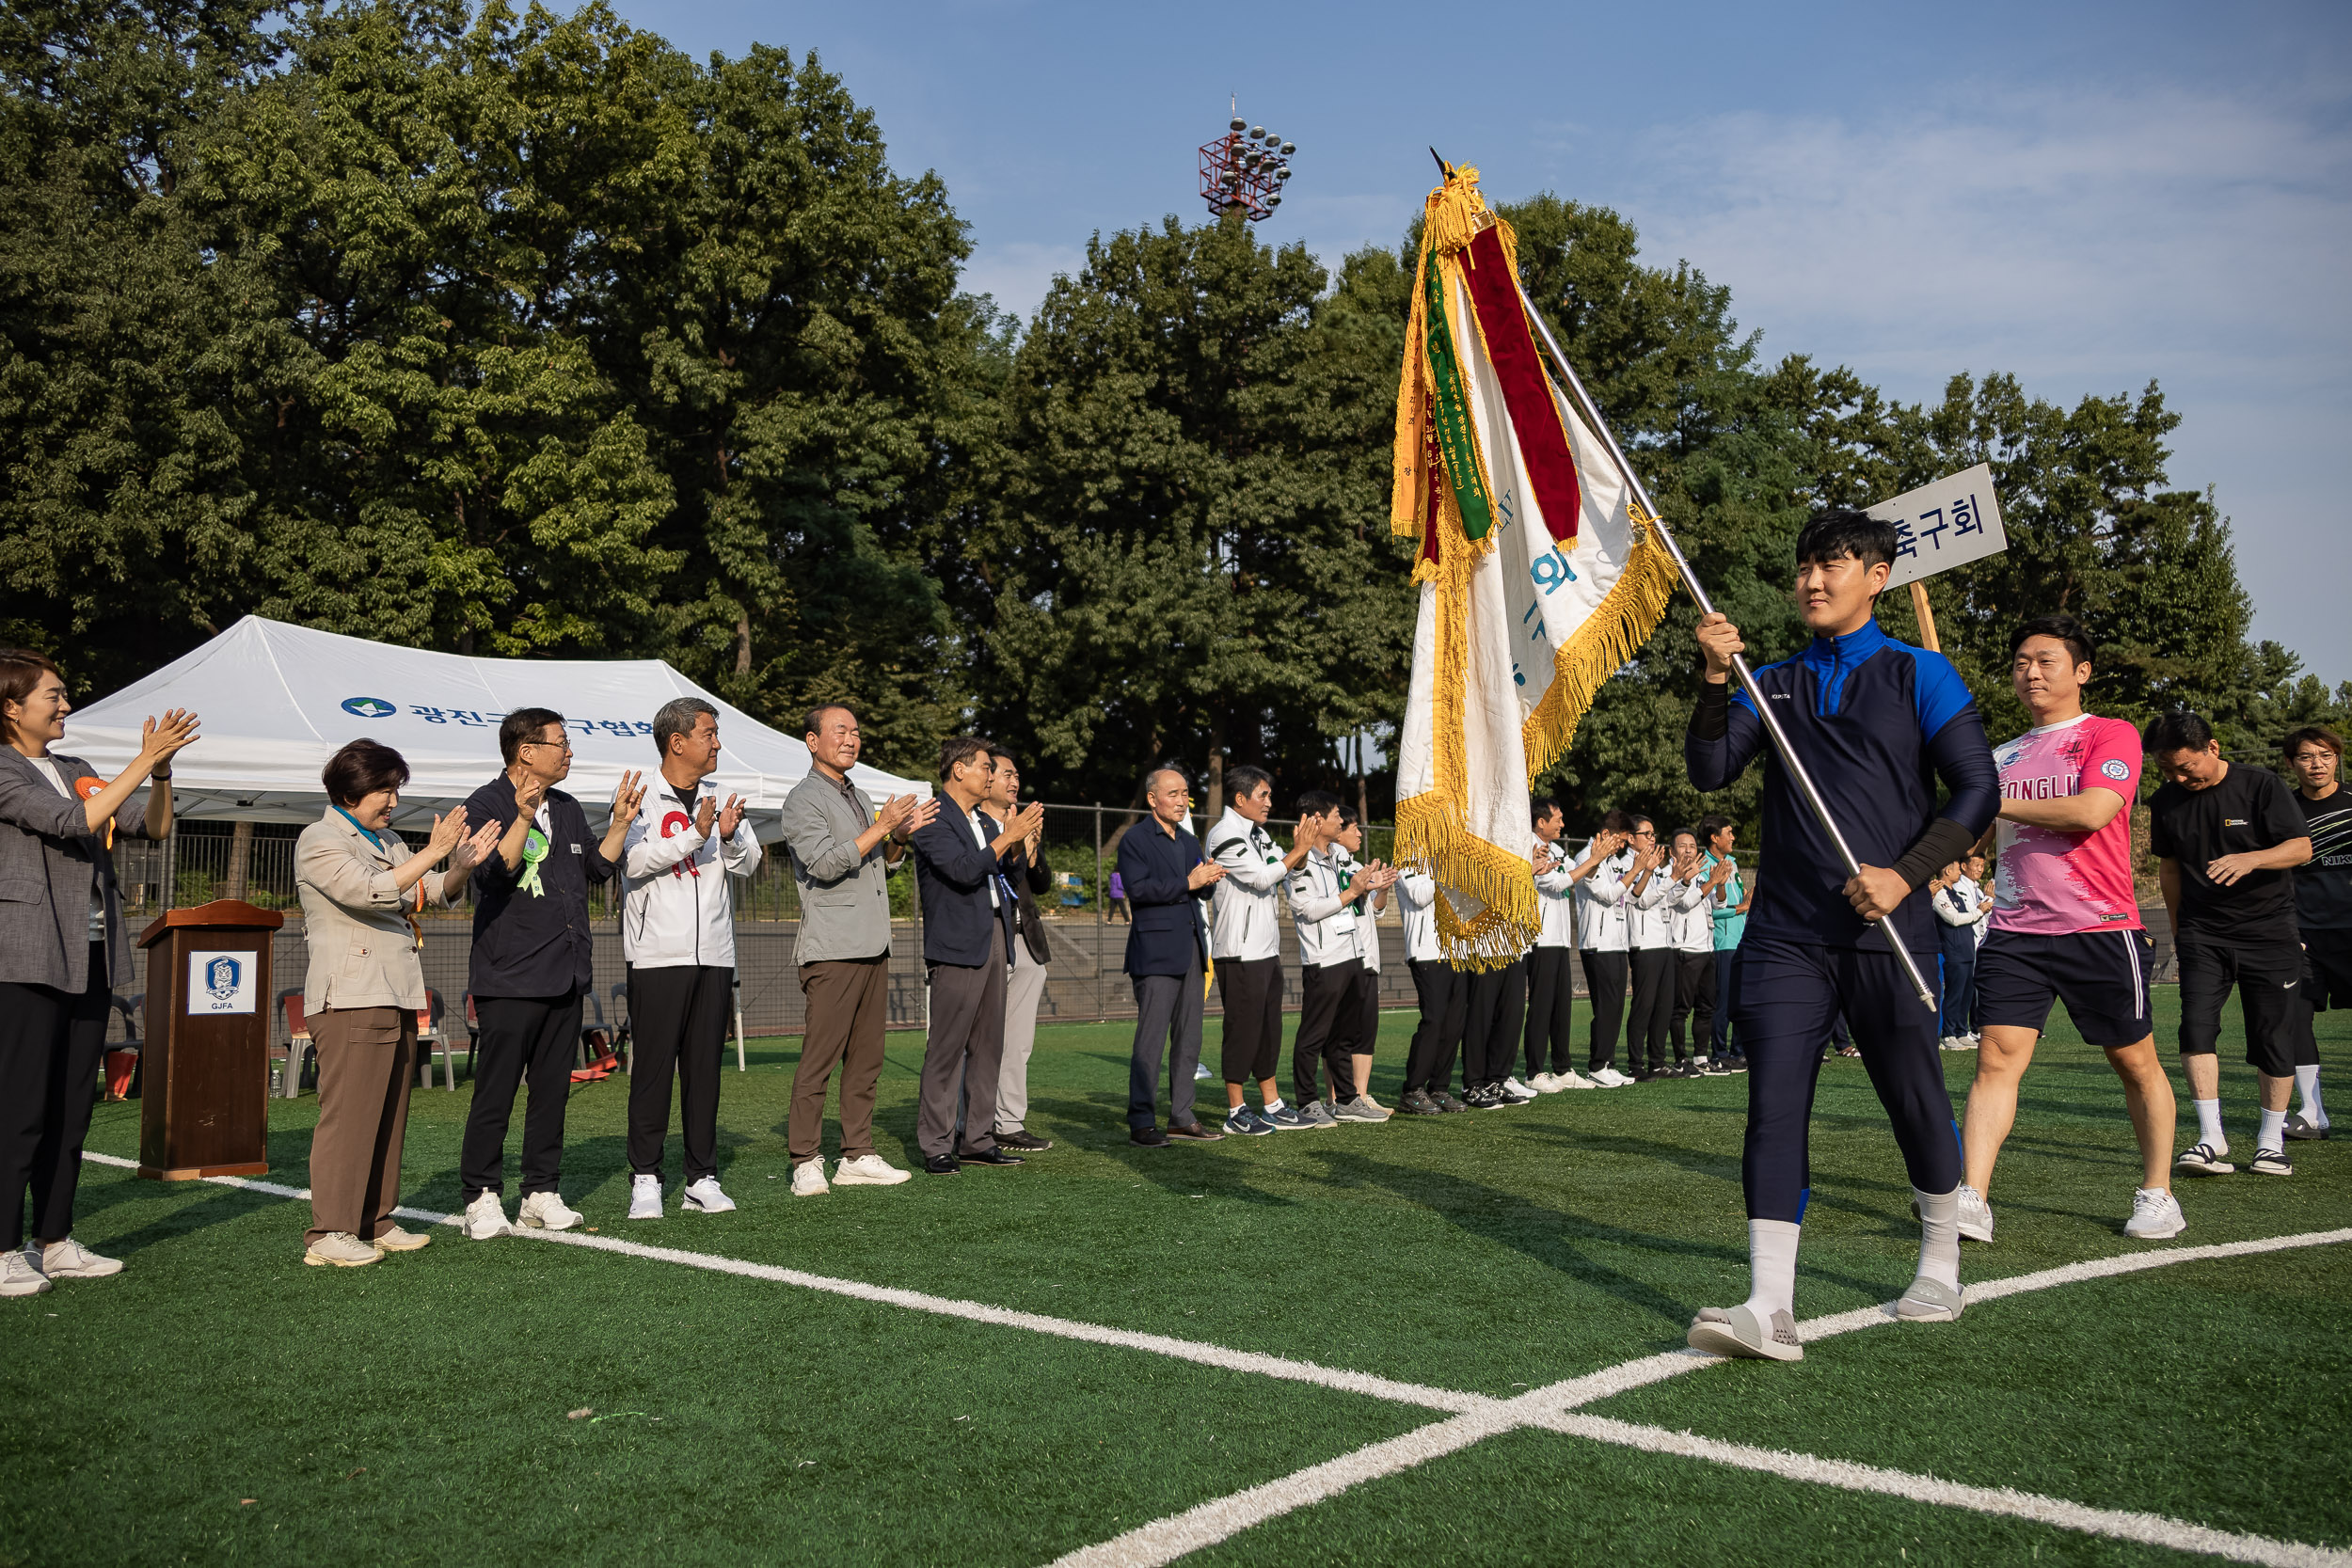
[
  {"left": 1667, "top": 870, "right": 1712, "bottom": 953},
  {"left": 1205, "top": 808, "right": 1287, "bottom": 961},
  {"left": 1287, "top": 847, "right": 1359, "bottom": 969},
  {"left": 1534, "top": 843, "right": 1577, "bottom": 949},
  {"left": 621, "top": 778, "right": 763, "bottom": 968}
]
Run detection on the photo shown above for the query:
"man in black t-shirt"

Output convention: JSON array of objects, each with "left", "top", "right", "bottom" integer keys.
[
  {"left": 2144, "top": 712, "right": 2314, "bottom": 1177},
  {"left": 2284, "top": 725, "right": 2351, "bottom": 1139}
]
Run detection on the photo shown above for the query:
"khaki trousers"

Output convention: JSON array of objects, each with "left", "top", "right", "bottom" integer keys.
[
  {"left": 996, "top": 941, "right": 1048, "bottom": 1133},
  {"left": 306, "top": 1006, "right": 417, "bottom": 1245},
  {"left": 791, "top": 957, "right": 889, "bottom": 1164}
]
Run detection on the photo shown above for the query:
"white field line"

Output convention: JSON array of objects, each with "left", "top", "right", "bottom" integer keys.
[
  {"left": 1045, "top": 1226, "right": 2352, "bottom": 1568},
  {"left": 78, "top": 1152, "right": 1488, "bottom": 1415},
  {"left": 1535, "top": 1415, "right": 2352, "bottom": 1568}
]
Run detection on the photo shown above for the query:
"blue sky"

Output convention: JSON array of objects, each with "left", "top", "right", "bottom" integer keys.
[{"left": 610, "top": 0, "right": 2352, "bottom": 689}]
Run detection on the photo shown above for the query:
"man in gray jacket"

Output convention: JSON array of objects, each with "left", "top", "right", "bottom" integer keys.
[{"left": 779, "top": 705, "right": 935, "bottom": 1196}]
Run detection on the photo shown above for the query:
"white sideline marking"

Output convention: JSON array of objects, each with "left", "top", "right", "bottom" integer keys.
[
  {"left": 1535, "top": 1415, "right": 2352, "bottom": 1568},
  {"left": 1046, "top": 1226, "right": 2352, "bottom": 1568},
  {"left": 78, "top": 1153, "right": 1488, "bottom": 1415}
]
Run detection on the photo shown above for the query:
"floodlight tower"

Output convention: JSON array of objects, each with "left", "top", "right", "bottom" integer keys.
[{"left": 1199, "top": 100, "right": 1296, "bottom": 224}]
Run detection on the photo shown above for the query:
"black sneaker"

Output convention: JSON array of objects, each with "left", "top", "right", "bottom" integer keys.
[
  {"left": 1725, "top": 1056, "right": 1749, "bottom": 1073},
  {"left": 1434, "top": 1091, "right": 1471, "bottom": 1113},
  {"left": 997, "top": 1130, "right": 1055, "bottom": 1152},
  {"left": 960, "top": 1148, "right": 1025, "bottom": 1166},
  {"left": 1467, "top": 1084, "right": 1507, "bottom": 1110},
  {"left": 1397, "top": 1089, "right": 1443, "bottom": 1117},
  {"left": 923, "top": 1153, "right": 961, "bottom": 1175},
  {"left": 1130, "top": 1126, "right": 1170, "bottom": 1148}
]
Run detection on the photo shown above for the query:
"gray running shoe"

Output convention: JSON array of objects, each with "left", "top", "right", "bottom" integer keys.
[
  {"left": 1332, "top": 1097, "right": 1390, "bottom": 1122},
  {"left": 1298, "top": 1100, "right": 1341, "bottom": 1130}
]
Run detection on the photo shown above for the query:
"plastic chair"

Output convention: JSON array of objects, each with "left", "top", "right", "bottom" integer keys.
[
  {"left": 417, "top": 989, "right": 468, "bottom": 1091},
  {"left": 570, "top": 990, "right": 619, "bottom": 1082},
  {"left": 277, "top": 990, "right": 313, "bottom": 1099}
]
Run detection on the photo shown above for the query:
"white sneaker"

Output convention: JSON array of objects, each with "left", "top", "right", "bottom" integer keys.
[
  {"left": 0, "top": 1251, "right": 51, "bottom": 1297},
  {"left": 1938, "top": 1036, "right": 1963, "bottom": 1053},
  {"left": 517, "top": 1191, "right": 582, "bottom": 1231},
  {"left": 681, "top": 1176, "right": 736, "bottom": 1213},
  {"left": 39, "top": 1237, "right": 123, "bottom": 1278},
  {"left": 1500, "top": 1077, "right": 1537, "bottom": 1103},
  {"left": 628, "top": 1173, "right": 664, "bottom": 1219},
  {"left": 1591, "top": 1067, "right": 1633, "bottom": 1087},
  {"left": 834, "top": 1154, "right": 912, "bottom": 1186},
  {"left": 463, "top": 1190, "right": 515, "bottom": 1240},
  {"left": 2123, "top": 1186, "right": 2186, "bottom": 1240},
  {"left": 1529, "top": 1071, "right": 1563, "bottom": 1093},
  {"left": 1556, "top": 1069, "right": 1597, "bottom": 1089},
  {"left": 789, "top": 1161, "right": 831, "bottom": 1197},
  {"left": 1193, "top": 1061, "right": 1214, "bottom": 1081},
  {"left": 1956, "top": 1185, "right": 1994, "bottom": 1243}
]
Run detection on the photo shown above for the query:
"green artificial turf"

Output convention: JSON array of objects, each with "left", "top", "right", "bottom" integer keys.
[{"left": 6, "top": 990, "right": 2346, "bottom": 1565}]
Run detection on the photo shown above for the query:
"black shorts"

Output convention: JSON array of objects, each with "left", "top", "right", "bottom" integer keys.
[
  {"left": 1975, "top": 927, "right": 2153, "bottom": 1047},
  {"left": 2177, "top": 940, "right": 2301, "bottom": 1077},
  {"left": 2304, "top": 929, "right": 2352, "bottom": 1012}
]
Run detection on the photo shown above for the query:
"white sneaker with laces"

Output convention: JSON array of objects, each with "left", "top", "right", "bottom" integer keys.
[
  {"left": 517, "top": 1191, "right": 582, "bottom": 1230},
  {"left": 2123, "top": 1186, "right": 2186, "bottom": 1239},
  {"left": 1591, "top": 1067, "right": 1633, "bottom": 1087},
  {"left": 1529, "top": 1071, "right": 1563, "bottom": 1093},
  {"left": 463, "top": 1190, "right": 515, "bottom": 1240},
  {"left": 0, "top": 1250, "right": 51, "bottom": 1296},
  {"left": 628, "top": 1174, "right": 664, "bottom": 1219},
  {"left": 39, "top": 1237, "right": 123, "bottom": 1278},
  {"left": 681, "top": 1176, "right": 736, "bottom": 1213},
  {"left": 789, "top": 1161, "right": 830, "bottom": 1197},
  {"left": 1558, "top": 1069, "right": 1597, "bottom": 1088},
  {"left": 1956, "top": 1185, "right": 1994, "bottom": 1243},
  {"left": 1500, "top": 1077, "right": 1537, "bottom": 1103},
  {"left": 834, "top": 1154, "right": 913, "bottom": 1186}
]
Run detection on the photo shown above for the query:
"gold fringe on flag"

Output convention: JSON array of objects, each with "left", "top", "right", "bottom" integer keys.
[{"left": 1519, "top": 499, "right": 1680, "bottom": 780}]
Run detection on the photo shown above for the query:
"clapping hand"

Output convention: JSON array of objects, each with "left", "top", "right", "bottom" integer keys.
[
  {"left": 1186, "top": 859, "right": 1228, "bottom": 891},
  {"left": 425, "top": 808, "right": 470, "bottom": 861},
  {"left": 610, "top": 769, "right": 646, "bottom": 829},
  {"left": 141, "top": 708, "right": 199, "bottom": 768},
  {"left": 450, "top": 816, "right": 501, "bottom": 876},
  {"left": 1009, "top": 800, "right": 1046, "bottom": 840},
  {"left": 878, "top": 793, "right": 917, "bottom": 837},
  {"left": 515, "top": 772, "right": 550, "bottom": 816},
  {"left": 904, "top": 793, "right": 941, "bottom": 837},
  {"left": 716, "top": 793, "right": 746, "bottom": 841}
]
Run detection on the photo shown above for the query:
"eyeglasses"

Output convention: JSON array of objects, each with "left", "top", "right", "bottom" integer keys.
[{"left": 526, "top": 736, "right": 574, "bottom": 752}]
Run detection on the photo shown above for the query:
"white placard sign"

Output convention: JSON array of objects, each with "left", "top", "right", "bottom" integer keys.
[
  {"left": 1869, "top": 462, "right": 2008, "bottom": 589},
  {"left": 186, "top": 949, "right": 257, "bottom": 1016}
]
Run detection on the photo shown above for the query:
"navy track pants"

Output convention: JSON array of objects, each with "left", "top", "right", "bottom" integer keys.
[{"left": 1733, "top": 934, "right": 1961, "bottom": 1224}]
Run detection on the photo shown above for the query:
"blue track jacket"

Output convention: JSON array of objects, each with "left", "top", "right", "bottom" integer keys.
[{"left": 1685, "top": 618, "right": 1999, "bottom": 956}]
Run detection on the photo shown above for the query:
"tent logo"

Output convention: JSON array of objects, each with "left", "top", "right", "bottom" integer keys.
[
  {"left": 204, "top": 956, "right": 242, "bottom": 1001},
  {"left": 342, "top": 696, "right": 398, "bottom": 719}
]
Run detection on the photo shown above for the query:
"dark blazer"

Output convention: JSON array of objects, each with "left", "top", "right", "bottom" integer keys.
[
  {"left": 912, "top": 801, "right": 1023, "bottom": 967},
  {"left": 1008, "top": 851, "right": 1053, "bottom": 966},
  {"left": 1118, "top": 817, "right": 1211, "bottom": 977},
  {"left": 464, "top": 775, "right": 614, "bottom": 998}
]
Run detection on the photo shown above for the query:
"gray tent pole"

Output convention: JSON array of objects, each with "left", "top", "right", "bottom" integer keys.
[{"left": 1514, "top": 274, "right": 1936, "bottom": 1009}]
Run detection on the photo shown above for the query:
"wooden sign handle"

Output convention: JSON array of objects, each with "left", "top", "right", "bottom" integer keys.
[{"left": 1909, "top": 580, "right": 1941, "bottom": 653}]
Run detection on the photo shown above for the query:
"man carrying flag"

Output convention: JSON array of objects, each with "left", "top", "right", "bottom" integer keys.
[{"left": 1683, "top": 510, "right": 2000, "bottom": 1361}]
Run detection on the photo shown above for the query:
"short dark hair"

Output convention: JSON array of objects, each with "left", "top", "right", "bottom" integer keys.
[
  {"left": 1629, "top": 815, "right": 1657, "bottom": 834},
  {"left": 2010, "top": 613, "right": 2094, "bottom": 670},
  {"left": 323, "top": 737, "right": 409, "bottom": 807},
  {"left": 1794, "top": 507, "right": 1899, "bottom": 572},
  {"left": 1226, "top": 764, "right": 1273, "bottom": 801},
  {"left": 2283, "top": 725, "right": 2344, "bottom": 763},
  {"left": 653, "top": 697, "right": 718, "bottom": 759},
  {"left": 1598, "top": 808, "right": 1634, "bottom": 834},
  {"left": 499, "top": 706, "right": 565, "bottom": 767},
  {"left": 0, "top": 648, "right": 62, "bottom": 747},
  {"left": 1295, "top": 788, "right": 1342, "bottom": 820},
  {"left": 803, "top": 703, "right": 854, "bottom": 739},
  {"left": 1338, "top": 803, "right": 1361, "bottom": 829},
  {"left": 1697, "top": 813, "right": 1735, "bottom": 843},
  {"left": 2144, "top": 710, "right": 2216, "bottom": 756},
  {"left": 939, "top": 736, "right": 993, "bottom": 782},
  {"left": 987, "top": 743, "right": 1019, "bottom": 767},
  {"left": 1531, "top": 795, "right": 1563, "bottom": 828}
]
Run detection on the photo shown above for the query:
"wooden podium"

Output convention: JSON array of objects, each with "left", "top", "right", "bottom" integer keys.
[{"left": 138, "top": 900, "right": 284, "bottom": 1180}]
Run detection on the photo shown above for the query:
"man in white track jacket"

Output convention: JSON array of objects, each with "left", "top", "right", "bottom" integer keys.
[
  {"left": 620, "top": 697, "right": 763, "bottom": 1220},
  {"left": 1204, "top": 766, "right": 1319, "bottom": 1133}
]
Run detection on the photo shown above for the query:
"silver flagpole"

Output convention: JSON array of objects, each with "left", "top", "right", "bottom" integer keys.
[{"left": 1512, "top": 273, "right": 1937, "bottom": 1009}]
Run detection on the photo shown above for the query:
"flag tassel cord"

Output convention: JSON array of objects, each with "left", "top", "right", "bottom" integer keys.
[{"left": 1508, "top": 274, "right": 1938, "bottom": 1010}]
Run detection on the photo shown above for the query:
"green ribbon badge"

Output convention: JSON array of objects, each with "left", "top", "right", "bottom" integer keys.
[{"left": 518, "top": 827, "right": 549, "bottom": 897}]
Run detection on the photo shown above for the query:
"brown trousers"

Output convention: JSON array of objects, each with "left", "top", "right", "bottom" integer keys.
[
  {"left": 306, "top": 1006, "right": 417, "bottom": 1245},
  {"left": 790, "top": 957, "right": 889, "bottom": 1164}
]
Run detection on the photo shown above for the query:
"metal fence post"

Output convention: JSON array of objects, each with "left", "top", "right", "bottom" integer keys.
[{"left": 1092, "top": 804, "right": 1104, "bottom": 926}]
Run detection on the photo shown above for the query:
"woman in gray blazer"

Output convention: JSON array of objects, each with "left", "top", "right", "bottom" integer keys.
[
  {"left": 0, "top": 649, "right": 197, "bottom": 1299},
  {"left": 295, "top": 738, "right": 497, "bottom": 1267}
]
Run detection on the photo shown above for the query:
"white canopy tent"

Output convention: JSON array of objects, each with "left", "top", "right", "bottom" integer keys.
[{"left": 62, "top": 616, "right": 928, "bottom": 838}]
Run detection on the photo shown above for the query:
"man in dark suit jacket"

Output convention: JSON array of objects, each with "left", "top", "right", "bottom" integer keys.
[
  {"left": 1117, "top": 766, "right": 1227, "bottom": 1146},
  {"left": 911, "top": 736, "right": 1045, "bottom": 1174}
]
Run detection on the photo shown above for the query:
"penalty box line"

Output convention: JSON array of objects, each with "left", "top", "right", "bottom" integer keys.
[{"left": 1046, "top": 1226, "right": 2352, "bottom": 1568}]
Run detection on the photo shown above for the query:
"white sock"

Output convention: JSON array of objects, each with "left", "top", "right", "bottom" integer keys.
[
  {"left": 2194, "top": 1098, "right": 2226, "bottom": 1151},
  {"left": 1914, "top": 1185, "right": 1963, "bottom": 1291},
  {"left": 2257, "top": 1107, "right": 2286, "bottom": 1153},
  {"left": 2295, "top": 1064, "right": 2326, "bottom": 1126},
  {"left": 1263, "top": 1098, "right": 1286, "bottom": 1115},
  {"left": 1740, "top": 1219, "right": 1802, "bottom": 1320}
]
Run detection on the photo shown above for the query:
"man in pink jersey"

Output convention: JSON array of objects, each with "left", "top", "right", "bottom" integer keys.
[{"left": 1957, "top": 615, "right": 2185, "bottom": 1243}]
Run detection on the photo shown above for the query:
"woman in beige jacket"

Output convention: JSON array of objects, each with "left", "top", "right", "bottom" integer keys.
[{"left": 295, "top": 739, "right": 498, "bottom": 1267}]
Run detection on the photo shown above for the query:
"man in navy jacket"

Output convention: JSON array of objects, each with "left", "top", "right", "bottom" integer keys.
[
  {"left": 1117, "top": 766, "right": 1227, "bottom": 1146},
  {"left": 911, "top": 736, "right": 1044, "bottom": 1175},
  {"left": 1682, "top": 508, "right": 1999, "bottom": 1363}
]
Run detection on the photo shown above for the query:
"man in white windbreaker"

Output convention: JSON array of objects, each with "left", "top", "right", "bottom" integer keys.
[
  {"left": 1574, "top": 811, "right": 1641, "bottom": 1086},
  {"left": 620, "top": 697, "right": 763, "bottom": 1220},
  {"left": 1665, "top": 829, "right": 1720, "bottom": 1076},
  {"left": 1204, "top": 766, "right": 1319, "bottom": 1134},
  {"left": 1525, "top": 797, "right": 1596, "bottom": 1093}
]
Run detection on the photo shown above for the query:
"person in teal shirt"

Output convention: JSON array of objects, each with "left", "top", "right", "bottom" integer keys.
[{"left": 1700, "top": 814, "right": 1751, "bottom": 1069}]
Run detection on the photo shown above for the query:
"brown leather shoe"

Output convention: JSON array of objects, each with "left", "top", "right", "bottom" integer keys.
[{"left": 1165, "top": 1122, "right": 1225, "bottom": 1142}]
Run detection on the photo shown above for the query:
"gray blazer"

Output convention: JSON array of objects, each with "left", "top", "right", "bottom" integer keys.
[
  {"left": 294, "top": 809, "right": 459, "bottom": 1014},
  {"left": 779, "top": 769, "right": 897, "bottom": 965},
  {"left": 0, "top": 749, "right": 155, "bottom": 993}
]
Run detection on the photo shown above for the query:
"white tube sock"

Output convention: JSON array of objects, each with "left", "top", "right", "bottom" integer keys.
[
  {"left": 1740, "top": 1219, "right": 1802, "bottom": 1320},
  {"left": 2295, "top": 1064, "right": 2326, "bottom": 1127},
  {"left": 1914, "top": 1185, "right": 1963, "bottom": 1291},
  {"left": 2194, "top": 1098, "right": 2226, "bottom": 1151},
  {"left": 2258, "top": 1107, "right": 2287, "bottom": 1152}
]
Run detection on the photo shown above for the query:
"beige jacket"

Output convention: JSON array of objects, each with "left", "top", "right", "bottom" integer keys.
[{"left": 294, "top": 809, "right": 458, "bottom": 1014}]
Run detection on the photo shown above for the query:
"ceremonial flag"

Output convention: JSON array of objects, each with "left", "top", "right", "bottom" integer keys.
[{"left": 1391, "top": 163, "right": 1677, "bottom": 966}]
